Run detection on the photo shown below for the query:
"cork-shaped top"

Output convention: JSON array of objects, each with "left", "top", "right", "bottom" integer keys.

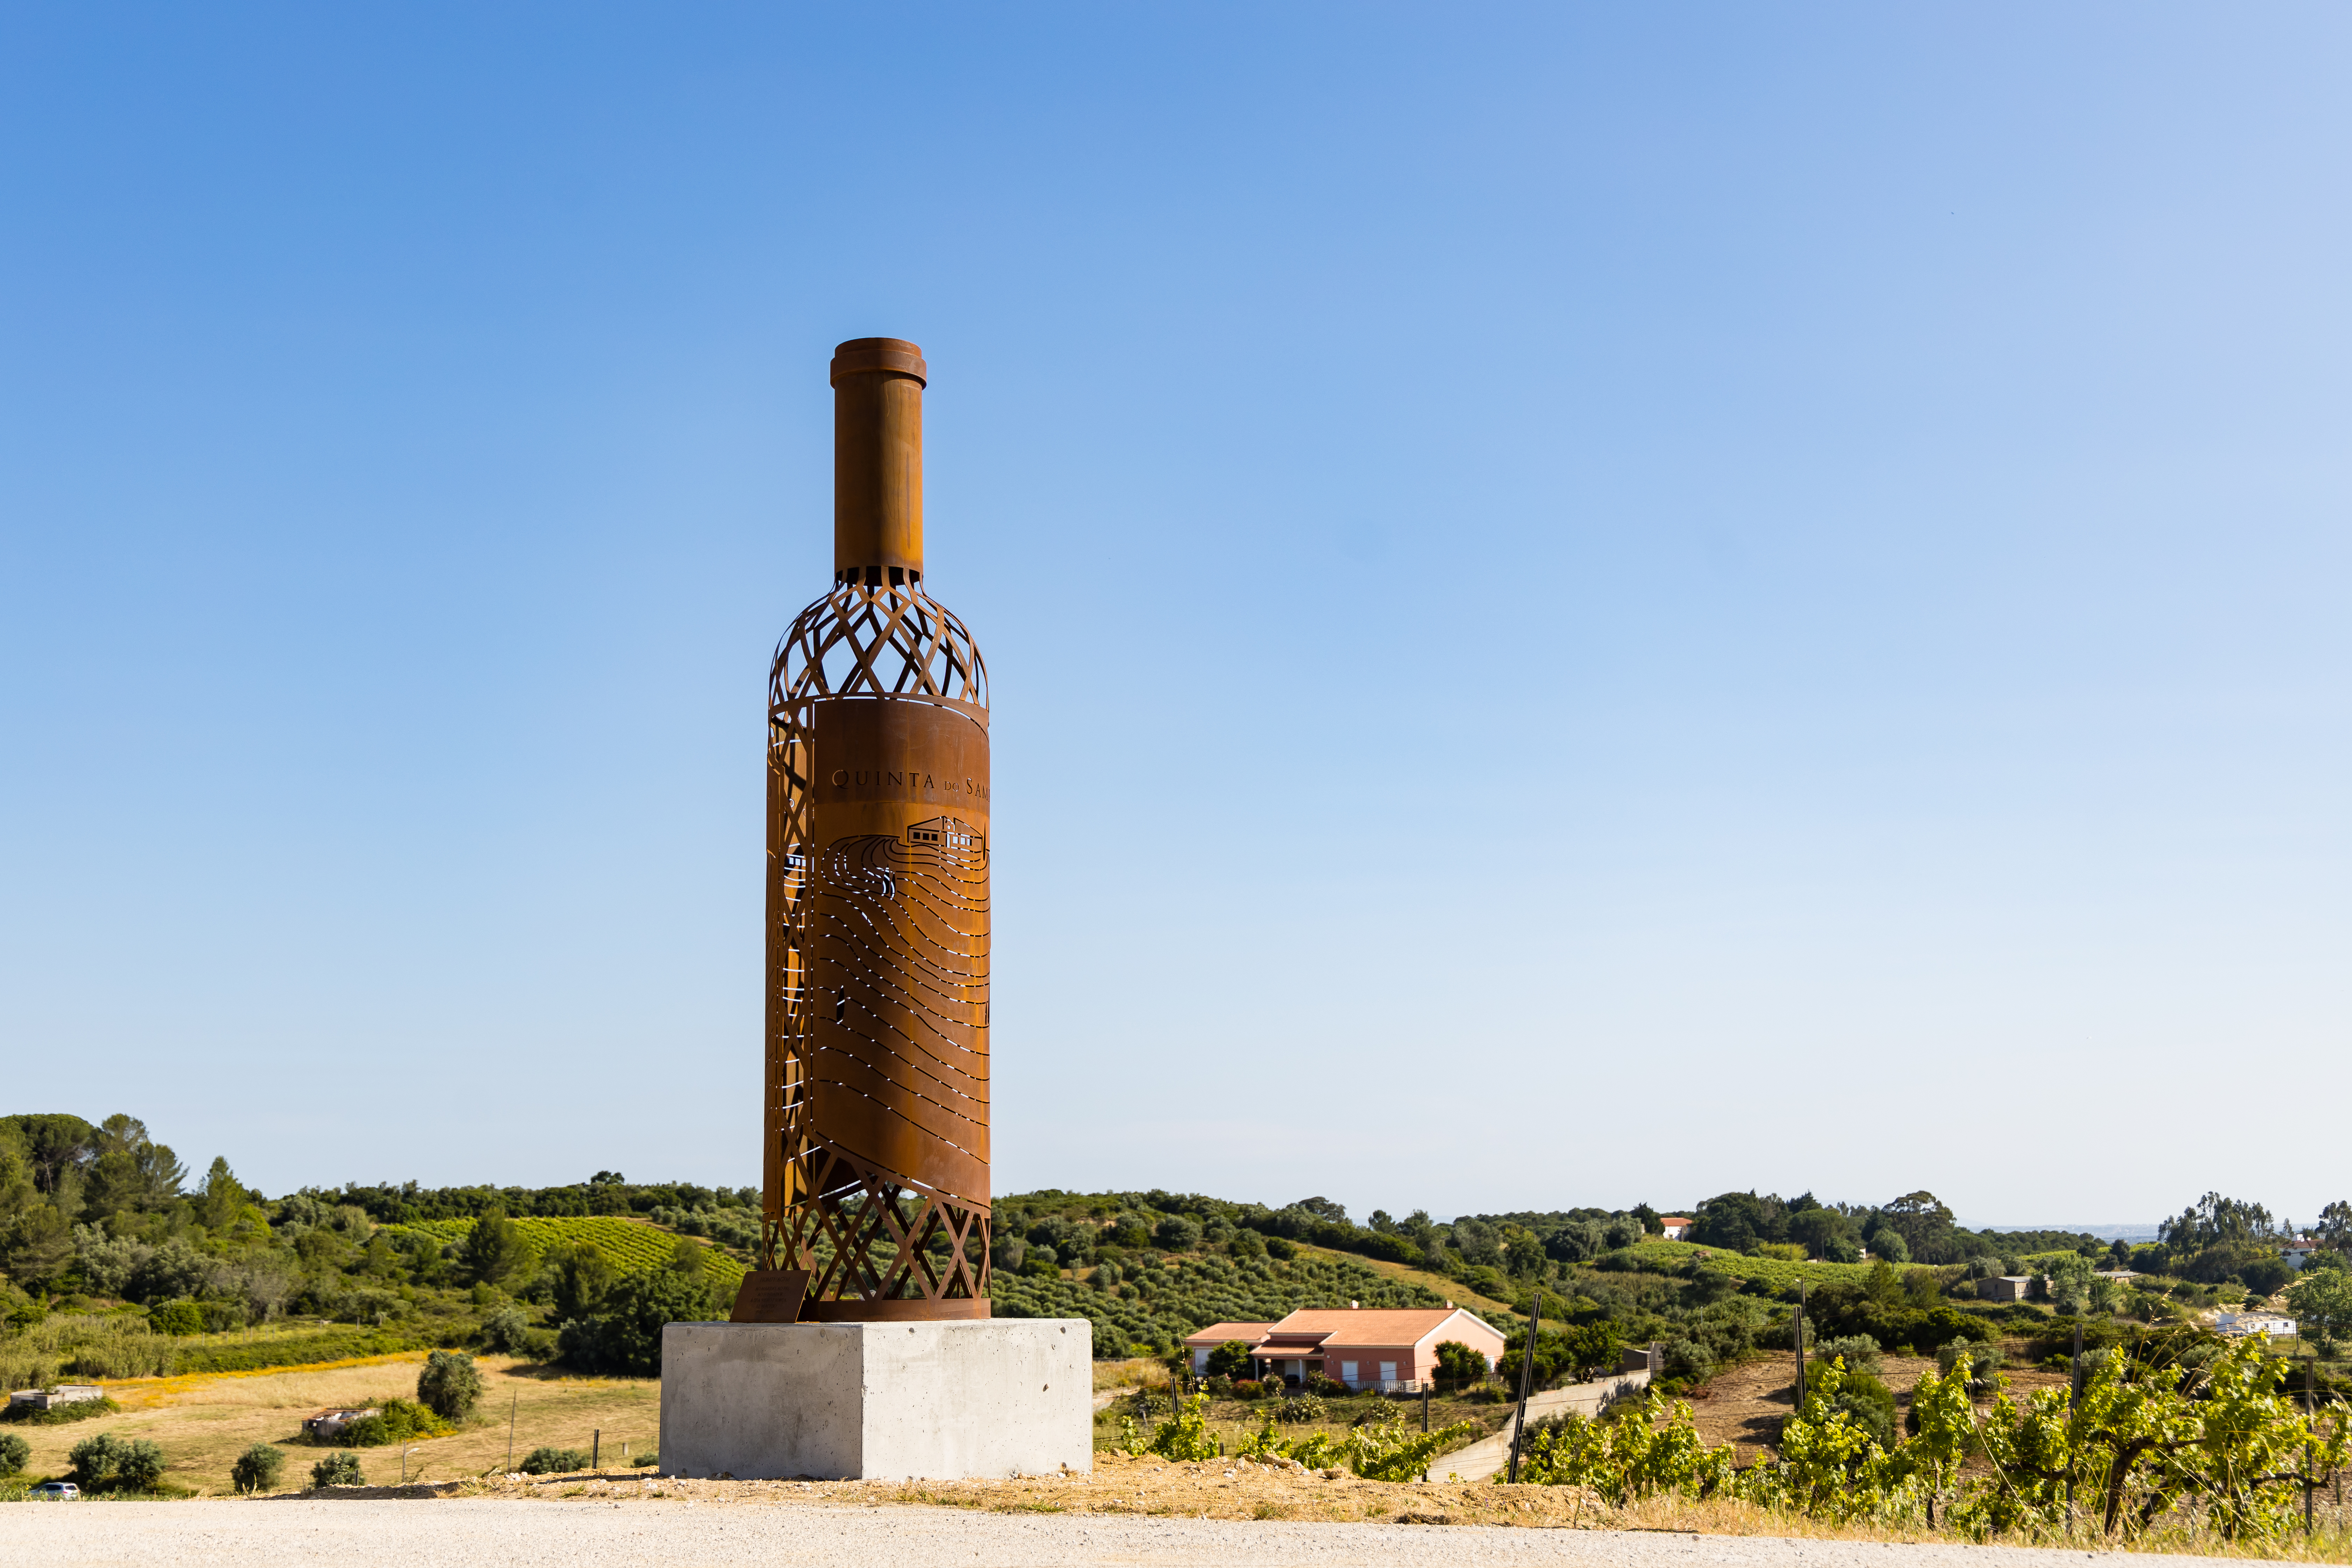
[{"left": 831, "top": 337, "right": 927, "bottom": 584}]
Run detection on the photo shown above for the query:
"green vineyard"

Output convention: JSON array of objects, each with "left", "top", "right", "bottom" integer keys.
[{"left": 385, "top": 1215, "right": 747, "bottom": 1295}]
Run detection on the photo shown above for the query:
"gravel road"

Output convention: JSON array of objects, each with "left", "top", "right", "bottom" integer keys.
[{"left": 10, "top": 1499, "right": 2228, "bottom": 1568}]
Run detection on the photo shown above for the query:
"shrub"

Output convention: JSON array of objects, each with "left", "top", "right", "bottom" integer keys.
[
  {"left": 0, "top": 1430, "right": 28, "bottom": 1475},
  {"left": 1815, "top": 1335, "right": 1882, "bottom": 1374},
  {"left": 1663, "top": 1338, "right": 1716, "bottom": 1382},
  {"left": 148, "top": 1299, "right": 206, "bottom": 1336},
  {"left": 1821, "top": 1236, "right": 1862, "bottom": 1264},
  {"left": 230, "top": 1442, "right": 284, "bottom": 1493},
  {"left": 1753, "top": 1242, "right": 1807, "bottom": 1262},
  {"left": 1275, "top": 1394, "right": 1327, "bottom": 1423},
  {"left": 1302, "top": 1372, "right": 1348, "bottom": 1398},
  {"left": 67, "top": 1431, "right": 168, "bottom": 1493},
  {"left": 1018, "top": 1253, "right": 1060, "bottom": 1280},
  {"left": 1870, "top": 1232, "right": 1910, "bottom": 1265},
  {"left": 1153, "top": 1216, "right": 1202, "bottom": 1253},
  {"left": 1434, "top": 1340, "right": 1489, "bottom": 1387},
  {"left": 479, "top": 1307, "right": 531, "bottom": 1354},
  {"left": 1204, "top": 1339, "right": 1253, "bottom": 1379},
  {"left": 1935, "top": 1340, "right": 2004, "bottom": 1394},
  {"left": 1230, "top": 1378, "right": 1264, "bottom": 1400},
  {"left": 518, "top": 1445, "right": 591, "bottom": 1474},
  {"left": 555, "top": 1268, "right": 716, "bottom": 1376},
  {"left": 310, "top": 1450, "right": 363, "bottom": 1487},
  {"left": 1263, "top": 1237, "right": 1296, "bottom": 1261},
  {"left": 417, "top": 1349, "right": 483, "bottom": 1420}
]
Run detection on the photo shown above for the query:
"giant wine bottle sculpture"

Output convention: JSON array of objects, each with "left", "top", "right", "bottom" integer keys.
[{"left": 744, "top": 337, "right": 991, "bottom": 1322}]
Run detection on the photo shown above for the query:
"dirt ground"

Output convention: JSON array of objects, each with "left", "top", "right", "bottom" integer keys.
[
  {"left": 1683, "top": 1348, "right": 2070, "bottom": 1460},
  {"left": 238, "top": 1450, "right": 1616, "bottom": 1528},
  {"left": 8, "top": 1353, "right": 658, "bottom": 1494}
]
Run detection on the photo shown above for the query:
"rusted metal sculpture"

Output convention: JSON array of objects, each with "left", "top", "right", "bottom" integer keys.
[{"left": 742, "top": 338, "right": 992, "bottom": 1323}]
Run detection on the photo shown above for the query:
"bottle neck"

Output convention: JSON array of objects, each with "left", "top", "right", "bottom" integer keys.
[{"left": 831, "top": 338, "right": 927, "bottom": 586}]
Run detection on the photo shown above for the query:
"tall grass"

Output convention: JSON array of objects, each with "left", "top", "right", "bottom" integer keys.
[{"left": 0, "top": 1314, "right": 175, "bottom": 1387}]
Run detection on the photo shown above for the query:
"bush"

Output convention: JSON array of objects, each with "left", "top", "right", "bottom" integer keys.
[
  {"left": 1663, "top": 1338, "right": 1716, "bottom": 1382},
  {"left": 67, "top": 1431, "right": 168, "bottom": 1493},
  {"left": 1434, "top": 1339, "right": 1489, "bottom": 1387},
  {"left": 1263, "top": 1237, "right": 1296, "bottom": 1261},
  {"left": 1204, "top": 1339, "right": 1253, "bottom": 1379},
  {"left": 1936, "top": 1339, "right": 2005, "bottom": 1393},
  {"left": 1230, "top": 1378, "right": 1264, "bottom": 1400},
  {"left": 310, "top": 1450, "right": 363, "bottom": 1488},
  {"left": 1275, "top": 1394, "right": 1327, "bottom": 1423},
  {"left": 1302, "top": 1372, "right": 1348, "bottom": 1398},
  {"left": 230, "top": 1442, "right": 284, "bottom": 1493},
  {"left": 0, "top": 1431, "right": 28, "bottom": 1475},
  {"left": 479, "top": 1307, "right": 531, "bottom": 1354},
  {"left": 518, "top": 1445, "right": 591, "bottom": 1474},
  {"left": 1152, "top": 1216, "right": 1201, "bottom": 1252},
  {"left": 417, "top": 1349, "right": 483, "bottom": 1420},
  {"left": 1815, "top": 1335, "right": 1882, "bottom": 1374},
  {"left": 332, "top": 1399, "right": 450, "bottom": 1448},
  {"left": 555, "top": 1268, "right": 716, "bottom": 1376},
  {"left": 147, "top": 1298, "right": 206, "bottom": 1336},
  {"left": 1870, "top": 1232, "right": 1910, "bottom": 1264},
  {"left": 1821, "top": 1236, "right": 1862, "bottom": 1264}
]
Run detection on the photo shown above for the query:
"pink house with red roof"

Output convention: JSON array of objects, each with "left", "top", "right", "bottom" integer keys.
[{"left": 1181, "top": 1306, "right": 1506, "bottom": 1391}]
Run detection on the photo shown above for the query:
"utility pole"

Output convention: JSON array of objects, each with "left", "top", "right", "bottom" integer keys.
[
  {"left": 508, "top": 1390, "right": 517, "bottom": 1471},
  {"left": 1507, "top": 1287, "right": 1542, "bottom": 1484},
  {"left": 1794, "top": 1284, "right": 1808, "bottom": 1416}
]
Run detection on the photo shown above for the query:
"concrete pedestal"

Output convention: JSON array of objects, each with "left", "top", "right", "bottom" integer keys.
[{"left": 659, "top": 1318, "right": 1093, "bottom": 1480}]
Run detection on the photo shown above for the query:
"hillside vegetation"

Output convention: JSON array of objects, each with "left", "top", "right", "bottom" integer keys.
[{"left": 5, "top": 1113, "right": 2345, "bottom": 1399}]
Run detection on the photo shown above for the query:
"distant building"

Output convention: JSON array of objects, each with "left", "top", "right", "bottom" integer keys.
[
  {"left": 1977, "top": 1276, "right": 2035, "bottom": 1303},
  {"left": 7, "top": 1385, "right": 104, "bottom": 1412},
  {"left": 2283, "top": 1240, "right": 2326, "bottom": 1271},
  {"left": 1183, "top": 1307, "right": 1508, "bottom": 1391},
  {"left": 2213, "top": 1313, "right": 2298, "bottom": 1340},
  {"left": 1658, "top": 1217, "right": 1693, "bottom": 1241},
  {"left": 1181, "top": 1321, "right": 1274, "bottom": 1373}
]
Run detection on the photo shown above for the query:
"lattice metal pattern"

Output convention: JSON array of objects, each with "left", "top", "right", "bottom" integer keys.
[
  {"left": 783, "top": 1146, "right": 987, "bottom": 1308},
  {"left": 770, "top": 583, "right": 987, "bottom": 730},
  {"left": 760, "top": 583, "right": 990, "bottom": 1305}
]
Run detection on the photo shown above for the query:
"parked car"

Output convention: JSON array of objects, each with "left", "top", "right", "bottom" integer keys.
[{"left": 31, "top": 1481, "right": 81, "bottom": 1500}]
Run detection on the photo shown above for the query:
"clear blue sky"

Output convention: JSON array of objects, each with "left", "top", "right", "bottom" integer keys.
[{"left": 4, "top": 6, "right": 2346, "bottom": 1230}]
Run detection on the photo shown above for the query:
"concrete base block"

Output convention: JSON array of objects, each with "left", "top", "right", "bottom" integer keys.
[{"left": 660, "top": 1318, "right": 1093, "bottom": 1480}]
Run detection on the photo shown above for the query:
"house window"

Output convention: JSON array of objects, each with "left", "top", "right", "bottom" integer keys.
[
  {"left": 1340, "top": 1361, "right": 1357, "bottom": 1385},
  {"left": 1379, "top": 1361, "right": 1396, "bottom": 1384}
]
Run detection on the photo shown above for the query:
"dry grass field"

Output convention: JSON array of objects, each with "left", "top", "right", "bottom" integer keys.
[{"left": 9, "top": 1353, "right": 659, "bottom": 1494}]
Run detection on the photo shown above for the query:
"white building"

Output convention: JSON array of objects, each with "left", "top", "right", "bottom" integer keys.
[{"left": 2212, "top": 1312, "right": 2298, "bottom": 1340}]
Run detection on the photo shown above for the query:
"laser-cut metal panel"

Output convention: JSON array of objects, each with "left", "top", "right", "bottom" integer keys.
[{"left": 761, "top": 582, "right": 991, "bottom": 1316}]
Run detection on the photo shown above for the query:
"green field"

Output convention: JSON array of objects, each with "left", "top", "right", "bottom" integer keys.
[{"left": 384, "top": 1215, "right": 746, "bottom": 1294}]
